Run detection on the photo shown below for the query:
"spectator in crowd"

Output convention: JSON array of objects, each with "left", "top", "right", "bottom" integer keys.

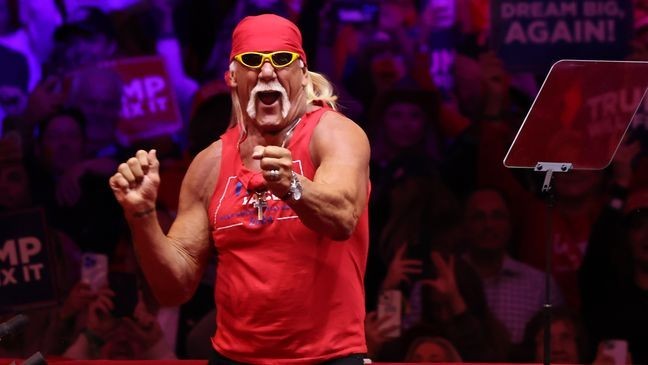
[
  {"left": 470, "top": 53, "right": 613, "bottom": 308},
  {"left": 65, "top": 67, "right": 122, "bottom": 159},
  {"left": 464, "top": 187, "right": 563, "bottom": 344},
  {"left": 0, "top": 0, "right": 42, "bottom": 90},
  {"left": 63, "top": 240, "right": 176, "bottom": 360},
  {"left": 0, "top": 132, "right": 87, "bottom": 358},
  {"left": 172, "top": 0, "right": 238, "bottom": 83},
  {"left": 0, "top": 131, "right": 29, "bottom": 211},
  {"left": 371, "top": 231, "right": 510, "bottom": 362},
  {"left": 580, "top": 139, "right": 648, "bottom": 364},
  {"left": 517, "top": 307, "right": 587, "bottom": 364},
  {"left": 364, "top": 88, "right": 458, "bottom": 310},
  {"left": 455, "top": 0, "right": 490, "bottom": 47},
  {"left": 342, "top": 30, "right": 418, "bottom": 116},
  {"left": 0, "top": 44, "right": 28, "bottom": 133},
  {"left": 47, "top": 6, "right": 118, "bottom": 76},
  {"left": 440, "top": 51, "right": 531, "bottom": 200},
  {"left": 518, "top": 306, "right": 636, "bottom": 365},
  {"left": 404, "top": 334, "right": 463, "bottom": 363},
  {"left": 417, "top": 0, "right": 460, "bottom": 100},
  {"left": 186, "top": 80, "right": 232, "bottom": 157},
  {"left": 29, "top": 108, "right": 122, "bottom": 254},
  {"left": 197, "top": 0, "right": 294, "bottom": 84},
  {"left": 33, "top": 108, "right": 88, "bottom": 206},
  {"left": 333, "top": 0, "right": 419, "bottom": 86},
  {"left": 19, "top": 0, "right": 63, "bottom": 70},
  {"left": 634, "top": 0, "right": 648, "bottom": 25},
  {"left": 111, "top": 0, "right": 199, "bottom": 123}
]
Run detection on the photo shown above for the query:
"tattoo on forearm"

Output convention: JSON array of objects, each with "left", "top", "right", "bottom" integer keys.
[{"left": 133, "top": 208, "right": 155, "bottom": 218}]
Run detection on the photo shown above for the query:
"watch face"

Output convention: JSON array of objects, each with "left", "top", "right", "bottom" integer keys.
[
  {"left": 292, "top": 186, "right": 302, "bottom": 200},
  {"left": 288, "top": 172, "right": 303, "bottom": 201}
]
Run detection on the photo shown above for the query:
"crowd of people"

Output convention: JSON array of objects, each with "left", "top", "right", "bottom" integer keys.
[{"left": 0, "top": 0, "right": 647, "bottom": 363}]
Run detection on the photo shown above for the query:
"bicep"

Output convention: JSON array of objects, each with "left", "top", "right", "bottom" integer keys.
[
  {"left": 312, "top": 113, "right": 371, "bottom": 208},
  {"left": 165, "top": 146, "right": 219, "bottom": 268}
]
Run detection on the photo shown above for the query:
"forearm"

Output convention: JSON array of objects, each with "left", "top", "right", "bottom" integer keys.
[
  {"left": 126, "top": 211, "right": 201, "bottom": 305},
  {"left": 289, "top": 176, "right": 364, "bottom": 240},
  {"left": 111, "top": 148, "right": 214, "bottom": 305}
]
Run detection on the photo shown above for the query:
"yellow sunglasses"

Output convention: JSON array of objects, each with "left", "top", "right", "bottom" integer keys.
[{"left": 234, "top": 51, "right": 300, "bottom": 69}]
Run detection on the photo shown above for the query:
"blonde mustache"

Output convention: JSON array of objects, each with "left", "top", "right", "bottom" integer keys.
[{"left": 246, "top": 80, "right": 291, "bottom": 119}]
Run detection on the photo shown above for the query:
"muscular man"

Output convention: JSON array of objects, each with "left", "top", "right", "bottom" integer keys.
[{"left": 109, "top": 14, "right": 371, "bottom": 364}]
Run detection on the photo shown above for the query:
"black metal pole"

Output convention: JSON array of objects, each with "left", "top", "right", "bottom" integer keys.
[{"left": 542, "top": 183, "right": 555, "bottom": 365}]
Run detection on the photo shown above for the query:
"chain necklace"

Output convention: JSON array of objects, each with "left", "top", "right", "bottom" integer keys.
[
  {"left": 281, "top": 117, "right": 302, "bottom": 148},
  {"left": 246, "top": 116, "right": 302, "bottom": 220}
]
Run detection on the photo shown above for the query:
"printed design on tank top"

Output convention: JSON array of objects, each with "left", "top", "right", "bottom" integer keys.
[{"left": 212, "top": 160, "right": 303, "bottom": 231}]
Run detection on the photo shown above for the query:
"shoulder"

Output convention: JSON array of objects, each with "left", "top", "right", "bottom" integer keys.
[
  {"left": 310, "top": 110, "right": 370, "bottom": 165},
  {"left": 315, "top": 109, "right": 364, "bottom": 132},
  {"left": 503, "top": 256, "right": 544, "bottom": 280},
  {"left": 182, "top": 140, "right": 223, "bottom": 206}
]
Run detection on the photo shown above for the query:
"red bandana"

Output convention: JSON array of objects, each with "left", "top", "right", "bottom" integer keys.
[{"left": 229, "top": 13, "right": 307, "bottom": 67}]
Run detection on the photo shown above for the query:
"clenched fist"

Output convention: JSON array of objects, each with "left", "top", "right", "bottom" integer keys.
[
  {"left": 109, "top": 150, "right": 160, "bottom": 217},
  {"left": 252, "top": 145, "right": 294, "bottom": 198}
]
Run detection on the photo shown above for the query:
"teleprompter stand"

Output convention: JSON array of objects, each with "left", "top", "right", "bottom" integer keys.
[
  {"left": 535, "top": 162, "right": 572, "bottom": 365},
  {"left": 504, "top": 59, "right": 648, "bottom": 364}
]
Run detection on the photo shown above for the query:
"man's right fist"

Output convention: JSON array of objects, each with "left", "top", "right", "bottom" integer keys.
[{"left": 109, "top": 150, "right": 160, "bottom": 217}]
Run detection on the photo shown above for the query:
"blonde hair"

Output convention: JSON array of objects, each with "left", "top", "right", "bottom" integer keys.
[
  {"left": 228, "top": 62, "right": 247, "bottom": 145},
  {"left": 304, "top": 69, "right": 338, "bottom": 110},
  {"left": 228, "top": 60, "right": 339, "bottom": 146}
]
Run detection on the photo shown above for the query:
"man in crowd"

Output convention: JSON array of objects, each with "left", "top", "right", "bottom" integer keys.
[{"left": 464, "top": 188, "right": 563, "bottom": 344}]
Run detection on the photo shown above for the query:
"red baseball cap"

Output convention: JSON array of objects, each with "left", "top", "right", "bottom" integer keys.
[{"left": 230, "top": 14, "right": 307, "bottom": 67}]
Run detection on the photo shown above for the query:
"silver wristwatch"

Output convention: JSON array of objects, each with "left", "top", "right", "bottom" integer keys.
[{"left": 284, "top": 171, "right": 303, "bottom": 201}]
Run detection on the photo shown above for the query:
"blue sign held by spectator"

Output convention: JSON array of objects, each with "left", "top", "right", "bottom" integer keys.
[
  {"left": 491, "top": 0, "right": 633, "bottom": 72},
  {"left": 0, "top": 209, "right": 60, "bottom": 312}
]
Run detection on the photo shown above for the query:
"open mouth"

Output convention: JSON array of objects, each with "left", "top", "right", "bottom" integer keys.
[{"left": 257, "top": 91, "right": 281, "bottom": 105}]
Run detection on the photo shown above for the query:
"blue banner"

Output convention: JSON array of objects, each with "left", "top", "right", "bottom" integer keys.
[
  {"left": 0, "top": 209, "right": 59, "bottom": 312},
  {"left": 491, "top": 0, "right": 634, "bottom": 72}
]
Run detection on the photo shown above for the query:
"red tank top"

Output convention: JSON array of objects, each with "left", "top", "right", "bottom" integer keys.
[{"left": 207, "top": 107, "right": 369, "bottom": 364}]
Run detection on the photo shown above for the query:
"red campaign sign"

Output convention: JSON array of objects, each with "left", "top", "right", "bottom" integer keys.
[{"left": 100, "top": 56, "right": 182, "bottom": 145}]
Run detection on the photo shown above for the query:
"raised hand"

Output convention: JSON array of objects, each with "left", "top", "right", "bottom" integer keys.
[
  {"left": 382, "top": 244, "right": 422, "bottom": 290},
  {"left": 123, "top": 297, "right": 163, "bottom": 349},
  {"left": 86, "top": 287, "right": 117, "bottom": 338},
  {"left": 60, "top": 281, "right": 96, "bottom": 320},
  {"left": 420, "top": 252, "right": 466, "bottom": 316},
  {"left": 109, "top": 150, "right": 160, "bottom": 216},
  {"left": 364, "top": 311, "right": 400, "bottom": 357}
]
